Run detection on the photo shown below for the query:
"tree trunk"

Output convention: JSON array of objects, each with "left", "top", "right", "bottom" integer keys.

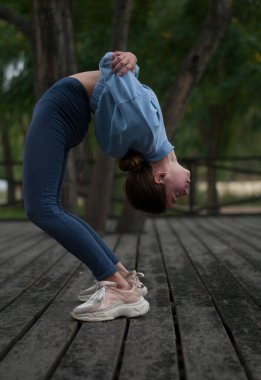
[
  {"left": 206, "top": 165, "right": 219, "bottom": 214},
  {"left": 0, "top": 1, "right": 79, "bottom": 213},
  {"left": 32, "top": 0, "right": 78, "bottom": 212},
  {"left": 85, "top": 151, "right": 116, "bottom": 232},
  {"left": 32, "top": 0, "right": 77, "bottom": 97},
  {"left": 0, "top": 120, "right": 16, "bottom": 204},
  {"left": 163, "top": 0, "right": 233, "bottom": 137},
  {"left": 116, "top": 200, "right": 145, "bottom": 233},
  {"left": 75, "top": 136, "right": 93, "bottom": 199},
  {"left": 199, "top": 103, "right": 226, "bottom": 214},
  {"left": 113, "top": 0, "right": 147, "bottom": 233},
  {"left": 205, "top": 104, "right": 227, "bottom": 214},
  {"left": 111, "top": 0, "right": 132, "bottom": 51},
  {"left": 85, "top": 0, "right": 132, "bottom": 233}
]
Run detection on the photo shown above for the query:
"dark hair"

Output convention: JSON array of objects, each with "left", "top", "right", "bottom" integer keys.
[{"left": 119, "top": 150, "right": 167, "bottom": 214}]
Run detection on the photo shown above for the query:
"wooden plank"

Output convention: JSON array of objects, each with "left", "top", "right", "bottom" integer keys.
[
  {"left": 183, "top": 218, "right": 261, "bottom": 306},
  {"left": 0, "top": 234, "right": 54, "bottom": 283},
  {"left": 51, "top": 307, "right": 126, "bottom": 380},
  {"left": 0, "top": 227, "right": 41, "bottom": 254},
  {"left": 172, "top": 218, "right": 261, "bottom": 380},
  {"left": 209, "top": 216, "right": 261, "bottom": 250},
  {"left": 119, "top": 219, "right": 179, "bottom": 380},
  {"left": 155, "top": 219, "right": 209, "bottom": 303},
  {"left": 197, "top": 217, "right": 261, "bottom": 271},
  {"left": 157, "top": 218, "right": 247, "bottom": 380},
  {"left": 215, "top": 297, "right": 261, "bottom": 380},
  {"left": 114, "top": 233, "right": 139, "bottom": 270},
  {"left": 0, "top": 243, "right": 66, "bottom": 311},
  {"left": 0, "top": 221, "right": 40, "bottom": 238},
  {"left": 230, "top": 216, "right": 261, "bottom": 236},
  {"left": 0, "top": 252, "right": 80, "bottom": 361},
  {"left": 170, "top": 218, "right": 248, "bottom": 301},
  {"left": 0, "top": 284, "right": 80, "bottom": 380},
  {"left": 246, "top": 215, "right": 261, "bottom": 226},
  {"left": 0, "top": 222, "right": 41, "bottom": 248},
  {"left": 0, "top": 224, "right": 48, "bottom": 262},
  {"left": 0, "top": 221, "right": 35, "bottom": 233}
]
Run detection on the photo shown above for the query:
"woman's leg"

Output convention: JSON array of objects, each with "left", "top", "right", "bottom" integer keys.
[
  {"left": 23, "top": 112, "right": 119, "bottom": 281},
  {"left": 65, "top": 211, "right": 119, "bottom": 265},
  {"left": 55, "top": 149, "right": 120, "bottom": 267},
  {"left": 64, "top": 210, "right": 131, "bottom": 284}
]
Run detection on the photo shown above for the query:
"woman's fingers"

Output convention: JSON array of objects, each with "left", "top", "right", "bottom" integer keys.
[
  {"left": 111, "top": 54, "right": 127, "bottom": 69},
  {"left": 110, "top": 51, "right": 136, "bottom": 76},
  {"left": 119, "top": 63, "right": 132, "bottom": 76},
  {"left": 111, "top": 51, "right": 122, "bottom": 58},
  {"left": 111, "top": 58, "right": 128, "bottom": 73}
]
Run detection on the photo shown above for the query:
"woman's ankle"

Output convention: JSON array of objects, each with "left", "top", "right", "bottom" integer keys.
[
  {"left": 116, "top": 262, "right": 130, "bottom": 277},
  {"left": 104, "top": 271, "right": 131, "bottom": 290}
]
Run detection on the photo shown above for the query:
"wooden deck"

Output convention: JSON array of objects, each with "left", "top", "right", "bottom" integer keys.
[{"left": 0, "top": 216, "right": 261, "bottom": 380}]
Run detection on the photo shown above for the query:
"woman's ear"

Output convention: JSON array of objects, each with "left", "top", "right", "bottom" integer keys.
[{"left": 153, "top": 172, "right": 167, "bottom": 184}]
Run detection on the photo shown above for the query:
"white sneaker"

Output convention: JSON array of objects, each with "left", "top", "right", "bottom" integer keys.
[
  {"left": 77, "top": 270, "right": 148, "bottom": 302},
  {"left": 77, "top": 282, "right": 100, "bottom": 302},
  {"left": 71, "top": 281, "right": 150, "bottom": 322},
  {"left": 125, "top": 270, "right": 148, "bottom": 297}
]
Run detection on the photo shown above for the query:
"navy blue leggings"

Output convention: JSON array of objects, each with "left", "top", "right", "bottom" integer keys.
[{"left": 23, "top": 77, "right": 119, "bottom": 280}]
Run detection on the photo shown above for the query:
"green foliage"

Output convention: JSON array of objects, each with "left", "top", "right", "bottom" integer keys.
[
  {"left": 0, "top": 203, "right": 26, "bottom": 219},
  {"left": 0, "top": 0, "right": 260, "bottom": 162},
  {"left": 72, "top": 0, "right": 112, "bottom": 70},
  {"left": 177, "top": 1, "right": 261, "bottom": 157}
]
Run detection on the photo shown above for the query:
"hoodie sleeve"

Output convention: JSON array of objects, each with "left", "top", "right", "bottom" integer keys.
[
  {"left": 99, "top": 52, "right": 145, "bottom": 105},
  {"left": 93, "top": 52, "right": 173, "bottom": 161}
]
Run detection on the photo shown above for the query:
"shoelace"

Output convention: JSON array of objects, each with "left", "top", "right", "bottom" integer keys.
[
  {"left": 88, "top": 285, "right": 107, "bottom": 303},
  {"left": 135, "top": 272, "right": 145, "bottom": 288},
  {"left": 88, "top": 273, "right": 145, "bottom": 301}
]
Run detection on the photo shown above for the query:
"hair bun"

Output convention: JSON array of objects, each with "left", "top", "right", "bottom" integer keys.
[{"left": 119, "top": 150, "right": 145, "bottom": 172}]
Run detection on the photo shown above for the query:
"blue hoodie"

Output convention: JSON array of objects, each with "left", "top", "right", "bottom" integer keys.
[{"left": 90, "top": 52, "right": 173, "bottom": 162}]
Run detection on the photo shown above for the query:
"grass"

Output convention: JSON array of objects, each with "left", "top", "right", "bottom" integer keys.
[{"left": 0, "top": 203, "right": 27, "bottom": 220}]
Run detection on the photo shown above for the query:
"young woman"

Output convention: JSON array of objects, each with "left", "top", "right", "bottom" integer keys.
[{"left": 23, "top": 51, "right": 190, "bottom": 322}]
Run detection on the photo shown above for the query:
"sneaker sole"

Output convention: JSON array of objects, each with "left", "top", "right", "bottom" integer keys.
[
  {"left": 71, "top": 298, "right": 150, "bottom": 322},
  {"left": 77, "top": 286, "right": 149, "bottom": 303}
]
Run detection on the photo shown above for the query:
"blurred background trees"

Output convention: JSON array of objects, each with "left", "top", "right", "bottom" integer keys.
[{"left": 0, "top": 0, "right": 260, "bottom": 230}]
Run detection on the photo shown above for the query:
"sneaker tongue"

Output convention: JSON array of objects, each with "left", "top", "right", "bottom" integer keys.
[{"left": 98, "top": 281, "right": 117, "bottom": 288}]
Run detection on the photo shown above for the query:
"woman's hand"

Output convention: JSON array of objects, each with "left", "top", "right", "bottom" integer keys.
[{"left": 111, "top": 51, "right": 137, "bottom": 76}]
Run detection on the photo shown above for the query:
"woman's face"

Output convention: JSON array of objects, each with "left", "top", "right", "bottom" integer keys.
[{"left": 163, "top": 156, "right": 191, "bottom": 208}]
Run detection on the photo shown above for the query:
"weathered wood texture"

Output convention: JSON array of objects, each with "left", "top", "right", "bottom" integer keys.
[{"left": 0, "top": 216, "right": 260, "bottom": 380}]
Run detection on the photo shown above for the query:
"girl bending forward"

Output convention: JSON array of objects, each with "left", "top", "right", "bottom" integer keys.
[{"left": 23, "top": 51, "right": 190, "bottom": 322}]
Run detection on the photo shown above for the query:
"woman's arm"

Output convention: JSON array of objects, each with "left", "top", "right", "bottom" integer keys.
[
  {"left": 69, "top": 51, "right": 137, "bottom": 97},
  {"left": 69, "top": 70, "right": 100, "bottom": 97}
]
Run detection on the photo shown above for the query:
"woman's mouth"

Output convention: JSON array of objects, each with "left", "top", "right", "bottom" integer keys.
[{"left": 183, "top": 183, "right": 190, "bottom": 195}]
